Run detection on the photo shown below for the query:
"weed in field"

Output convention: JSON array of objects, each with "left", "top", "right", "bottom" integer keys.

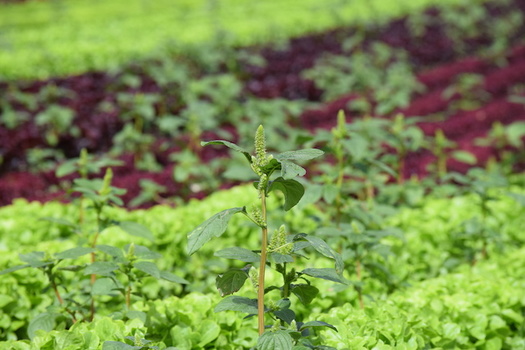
[
  {"left": 0, "top": 168, "right": 186, "bottom": 338},
  {"left": 187, "top": 125, "right": 343, "bottom": 348}
]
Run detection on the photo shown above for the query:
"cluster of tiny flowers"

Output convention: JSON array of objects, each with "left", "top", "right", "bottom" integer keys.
[
  {"left": 268, "top": 225, "right": 294, "bottom": 255},
  {"left": 251, "top": 207, "right": 265, "bottom": 227},
  {"left": 249, "top": 266, "right": 259, "bottom": 290}
]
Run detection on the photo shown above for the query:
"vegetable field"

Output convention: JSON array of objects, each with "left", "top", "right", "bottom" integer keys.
[{"left": 0, "top": 0, "right": 525, "bottom": 349}]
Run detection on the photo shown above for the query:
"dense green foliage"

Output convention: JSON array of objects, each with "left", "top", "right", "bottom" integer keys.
[
  {"left": 0, "top": 174, "right": 524, "bottom": 348},
  {"left": 0, "top": 0, "right": 486, "bottom": 79}
]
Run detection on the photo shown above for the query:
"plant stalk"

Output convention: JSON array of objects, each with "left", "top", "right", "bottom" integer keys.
[{"left": 257, "top": 194, "right": 268, "bottom": 335}]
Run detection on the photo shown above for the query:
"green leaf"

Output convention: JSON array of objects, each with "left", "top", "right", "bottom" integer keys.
[
  {"left": 322, "top": 184, "right": 338, "bottom": 204},
  {"left": 160, "top": 271, "right": 189, "bottom": 284},
  {"left": 442, "top": 323, "right": 461, "bottom": 340},
  {"left": 270, "top": 252, "right": 294, "bottom": 264},
  {"left": 117, "top": 221, "right": 154, "bottom": 242},
  {"left": 55, "top": 161, "right": 77, "bottom": 177},
  {"left": 55, "top": 247, "right": 94, "bottom": 260},
  {"left": 342, "top": 134, "right": 368, "bottom": 161},
  {"left": 507, "top": 192, "right": 525, "bottom": 207},
  {"left": 274, "top": 309, "right": 296, "bottom": 325},
  {"left": 84, "top": 262, "right": 119, "bottom": 276},
  {"left": 97, "top": 245, "right": 125, "bottom": 261},
  {"left": 19, "top": 252, "right": 50, "bottom": 268},
  {"left": 485, "top": 337, "right": 503, "bottom": 350},
  {"left": 202, "top": 140, "right": 252, "bottom": 163},
  {"left": 275, "top": 149, "right": 324, "bottom": 162},
  {"left": 131, "top": 244, "right": 162, "bottom": 260},
  {"left": 0, "top": 264, "right": 31, "bottom": 275},
  {"left": 126, "top": 310, "right": 147, "bottom": 323},
  {"left": 102, "top": 341, "right": 138, "bottom": 350},
  {"left": 257, "top": 330, "right": 294, "bottom": 350},
  {"left": 216, "top": 269, "right": 249, "bottom": 296},
  {"left": 506, "top": 121, "right": 525, "bottom": 147},
  {"left": 187, "top": 207, "right": 246, "bottom": 255},
  {"left": 214, "top": 296, "right": 258, "bottom": 314},
  {"left": 300, "top": 268, "right": 347, "bottom": 284},
  {"left": 41, "top": 217, "right": 77, "bottom": 228},
  {"left": 134, "top": 261, "right": 161, "bottom": 279},
  {"left": 91, "top": 277, "right": 118, "bottom": 295},
  {"left": 214, "top": 247, "right": 260, "bottom": 262},
  {"left": 269, "top": 178, "right": 305, "bottom": 211},
  {"left": 28, "top": 312, "right": 56, "bottom": 340},
  {"left": 198, "top": 320, "right": 221, "bottom": 347},
  {"left": 300, "top": 321, "right": 337, "bottom": 332},
  {"left": 291, "top": 284, "right": 319, "bottom": 305},
  {"left": 279, "top": 160, "right": 306, "bottom": 179},
  {"left": 302, "top": 235, "right": 344, "bottom": 275},
  {"left": 452, "top": 150, "right": 477, "bottom": 165}
]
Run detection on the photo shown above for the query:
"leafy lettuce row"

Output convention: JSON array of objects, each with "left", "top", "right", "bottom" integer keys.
[
  {"left": 2, "top": 246, "right": 524, "bottom": 349},
  {"left": 0, "top": 182, "right": 524, "bottom": 345},
  {"left": 315, "top": 246, "right": 525, "bottom": 349}
]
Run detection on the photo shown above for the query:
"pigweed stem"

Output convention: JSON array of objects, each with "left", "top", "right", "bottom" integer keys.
[{"left": 257, "top": 193, "right": 268, "bottom": 335}]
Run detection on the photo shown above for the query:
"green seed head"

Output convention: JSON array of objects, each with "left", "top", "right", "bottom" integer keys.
[{"left": 99, "top": 168, "right": 113, "bottom": 196}]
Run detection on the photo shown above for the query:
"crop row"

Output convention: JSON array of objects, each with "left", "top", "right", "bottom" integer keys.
[
  {"left": 0, "top": 175, "right": 524, "bottom": 347},
  {"left": 0, "top": 0, "right": 487, "bottom": 80}
]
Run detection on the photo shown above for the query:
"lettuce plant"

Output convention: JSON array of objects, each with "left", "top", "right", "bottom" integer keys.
[{"left": 187, "top": 125, "right": 344, "bottom": 348}]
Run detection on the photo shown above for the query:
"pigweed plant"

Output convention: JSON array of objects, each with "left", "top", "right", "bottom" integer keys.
[
  {"left": 187, "top": 126, "right": 344, "bottom": 349},
  {"left": 0, "top": 168, "right": 186, "bottom": 337}
]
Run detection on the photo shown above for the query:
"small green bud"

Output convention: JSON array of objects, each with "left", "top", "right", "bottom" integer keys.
[
  {"left": 249, "top": 266, "right": 259, "bottom": 290},
  {"left": 333, "top": 110, "right": 347, "bottom": 139},
  {"left": 127, "top": 243, "right": 135, "bottom": 259},
  {"left": 271, "top": 319, "right": 281, "bottom": 331},
  {"left": 99, "top": 168, "right": 113, "bottom": 196},
  {"left": 251, "top": 207, "right": 265, "bottom": 227},
  {"left": 257, "top": 174, "right": 268, "bottom": 197},
  {"left": 79, "top": 148, "right": 88, "bottom": 178},
  {"left": 255, "top": 125, "right": 267, "bottom": 165},
  {"left": 351, "top": 221, "right": 362, "bottom": 235},
  {"left": 268, "top": 225, "right": 294, "bottom": 254}
]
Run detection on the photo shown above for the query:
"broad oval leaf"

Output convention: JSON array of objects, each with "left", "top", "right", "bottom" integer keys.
[
  {"left": 299, "top": 321, "right": 337, "bottom": 332},
  {"left": 214, "top": 296, "right": 258, "bottom": 314},
  {"left": 97, "top": 245, "right": 125, "bottom": 261},
  {"left": 134, "top": 261, "right": 161, "bottom": 279},
  {"left": 187, "top": 207, "right": 246, "bottom": 255},
  {"left": 279, "top": 160, "right": 306, "bottom": 179},
  {"left": 28, "top": 312, "right": 56, "bottom": 340},
  {"left": 197, "top": 320, "right": 221, "bottom": 347},
  {"left": 452, "top": 150, "right": 477, "bottom": 165},
  {"left": 257, "top": 330, "right": 294, "bottom": 350},
  {"left": 55, "top": 247, "right": 95, "bottom": 260},
  {"left": 0, "top": 264, "right": 31, "bottom": 275},
  {"left": 84, "top": 262, "right": 119, "bottom": 276},
  {"left": 102, "top": 341, "right": 137, "bottom": 350},
  {"left": 269, "top": 178, "right": 305, "bottom": 211},
  {"left": 202, "top": 140, "right": 252, "bottom": 163},
  {"left": 214, "top": 247, "right": 260, "bottom": 262},
  {"left": 275, "top": 149, "right": 324, "bottom": 161},
  {"left": 92, "top": 277, "right": 119, "bottom": 296},
  {"left": 216, "top": 269, "right": 249, "bottom": 297},
  {"left": 19, "top": 251, "right": 47, "bottom": 268},
  {"left": 300, "top": 268, "right": 347, "bottom": 284},
  {"left": 291, "top": 284, "right": 319, "bottom": 305},
  {"left": 302, "top": 235, "right": 344, "bottom": 275},
  {"left": 160, "top": 270, "right": 189, "bottom": 284},
  {"left": 274, "top": 309, "right": 296, "bottom": 325},
  {"left": 117, "top": 221, "right": 154, "bottom": 242}
]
